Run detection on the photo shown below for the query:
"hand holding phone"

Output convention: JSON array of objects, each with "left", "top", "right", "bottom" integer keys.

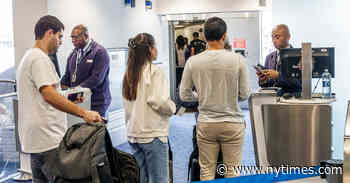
[
  {"left": 254, "top": 65, "right": 263, "bottom": 73},
  {"left": 254, "top": 65, "right": 269, "bottom": 83}
]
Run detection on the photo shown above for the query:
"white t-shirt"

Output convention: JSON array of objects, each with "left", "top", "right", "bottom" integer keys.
[
  {"left": 176, "top": 45, "right": 186, "bottom": 66},
  {"left": 16, "top": 48, "right": 67, "bottom": 153}
]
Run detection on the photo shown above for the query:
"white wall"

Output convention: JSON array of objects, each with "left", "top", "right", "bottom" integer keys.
[
  {"left": 48, "top": 0, "right": 169, "bottom": 76},
  {"left": 224, "top": 16, "right": 261, "bottom": 92},
  {"left": 119, "top": 0, "right": 169, "bottom": 71},
  {"left": 0, "top": 0, "right": 15, "bottom": 78},
  {"left": 48, "top": 0, "right": 169, "bottom": 146},
  {"left": 272, "top": 0, "right": 350, "bottom": 159},
  {"left": 48, "top": 0, "right": 124, "bottom": 72},
  {"left": 13, "top": 0, "right": 48, "bottom": 69},
  {"left": 156, "top": 0, "right": 272, "bottom": 15}
]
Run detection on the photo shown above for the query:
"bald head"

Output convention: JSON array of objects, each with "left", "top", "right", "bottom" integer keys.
[
  {"left": 272, "top": 24, "right": 291, "bottom": 49},
  {"left": 73, "top": 24, "right": 89, "bottom": 36},
  {"left": 274, "top": 24, "right": 290, "bottom": 36}
]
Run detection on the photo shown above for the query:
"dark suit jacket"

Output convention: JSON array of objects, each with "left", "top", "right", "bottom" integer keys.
[{"left": 61, "top": 40, "right": 111, "bottom": 115}]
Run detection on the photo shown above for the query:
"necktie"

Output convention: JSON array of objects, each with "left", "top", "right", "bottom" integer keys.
[
  {"left": 276, "top": 52, "right": 281, "bottom": 71},
  {"left": 77, "top": 49, "right": 84, "bottom": 64}
]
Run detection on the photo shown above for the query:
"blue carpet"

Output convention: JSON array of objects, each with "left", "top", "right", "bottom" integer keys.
[
  {"left": 2, "top": 110, "right": 255, "bottom": 183},
  {"left": 117, "top": 110, "right": 255, "bottom": 183}
]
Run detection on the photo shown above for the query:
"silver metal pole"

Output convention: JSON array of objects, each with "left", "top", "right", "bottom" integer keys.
[
  {"left": 168, "top": 21, "right": 176, "bottom": 101},
  {"left": 301, "top": 43, "right": 312, "bottom": 99}
]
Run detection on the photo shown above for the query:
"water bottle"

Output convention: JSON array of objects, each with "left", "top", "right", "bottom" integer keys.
[{"left": 322, "top": 69, "right": 332, "bottom": 98}]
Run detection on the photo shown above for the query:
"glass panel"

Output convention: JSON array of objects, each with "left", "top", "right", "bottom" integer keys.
[
  {"left": 0, "top": 0, "right": 18, "bottom": 180},
  {"left": 0, "top": 94, "right": 19, "bottom": 179},
  {"left": 107, "top": 48, "right": 128, "bottom": 112}
]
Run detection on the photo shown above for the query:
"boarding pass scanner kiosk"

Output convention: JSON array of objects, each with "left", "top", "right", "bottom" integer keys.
[{"left": 249, "top": 43, "right": 336, "bottom": 170}]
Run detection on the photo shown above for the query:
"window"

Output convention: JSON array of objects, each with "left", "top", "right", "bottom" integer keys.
[
  {"left": 107, "top": 48, "right": 128, "bottom": 112},
  {"left": 0, "top": 0, "right": 18, "bottom": 181},
  {"left": 0, "top": 0, "right": 15, "bottom": 79}
]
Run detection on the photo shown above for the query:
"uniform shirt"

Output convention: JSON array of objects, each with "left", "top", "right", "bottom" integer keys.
[
  {"left": 180, "top": 50, "right": 250, "bottom": 123},
  {"left": 16, "top": 48, "right": 67, "bottom": 153}
]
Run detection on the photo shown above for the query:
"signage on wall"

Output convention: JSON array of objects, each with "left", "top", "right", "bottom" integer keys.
[
  {"left": 233, "top": 38, "right": 246, "bottom": 49},
  {"left": 125, "top": 0, "right": 135, "bottom": 8},
  {"left": 145, "top": 0, "right": 152, "bottom": 10}
]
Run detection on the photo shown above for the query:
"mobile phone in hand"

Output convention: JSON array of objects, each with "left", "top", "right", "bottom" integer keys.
[{"left": 253, "top": 65, "right": 262, "bottom": 72}]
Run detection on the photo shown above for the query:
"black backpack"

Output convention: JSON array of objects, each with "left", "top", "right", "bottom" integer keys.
[{"left": 52, "top": 123, "right": 139, "bottom": 183}]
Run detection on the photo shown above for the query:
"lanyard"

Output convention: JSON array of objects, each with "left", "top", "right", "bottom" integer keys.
[{"left": 71, "top": 42, "right": 93, "bottom": 83}]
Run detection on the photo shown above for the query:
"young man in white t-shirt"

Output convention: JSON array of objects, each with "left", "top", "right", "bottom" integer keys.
[
  {"left": 16, "top": 15, "right": 102, "bottom": 183},
  {"left": 180, "top": 17, "right": 250, "bottom": 181}
]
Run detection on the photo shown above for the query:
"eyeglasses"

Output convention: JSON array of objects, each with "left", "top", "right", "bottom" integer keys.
[
  {"left": 70, "top": 33, "right": 84, "bottom": 40},
  {"left": 272, "top": 34, "right": 282, "bottom": 40}
]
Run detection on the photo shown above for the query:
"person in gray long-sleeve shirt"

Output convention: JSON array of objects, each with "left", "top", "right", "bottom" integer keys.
[{"left": 180, "top": 17, "right": 250, "bottom": 181}]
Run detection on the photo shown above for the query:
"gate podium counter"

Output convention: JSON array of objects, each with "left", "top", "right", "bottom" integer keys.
[{"left": 249, "top": 88, "right": 336, "bottom": 168}]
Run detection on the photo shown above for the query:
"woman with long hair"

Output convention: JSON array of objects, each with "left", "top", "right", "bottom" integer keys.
[
  {"left": 122, "top": 33, "right": 176, "bottom": 183},
  {"left": 176, "top": 35, "right": 187, "bottom": 66}
]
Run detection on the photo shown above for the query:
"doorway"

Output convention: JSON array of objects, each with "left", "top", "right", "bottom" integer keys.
[{"left": 168, "top": 12, "right": 261, "bottom": 108}]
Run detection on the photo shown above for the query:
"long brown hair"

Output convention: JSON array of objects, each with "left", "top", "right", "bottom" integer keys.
[{"left": 122, "top": 33, "right": 155, "bottom": 101}]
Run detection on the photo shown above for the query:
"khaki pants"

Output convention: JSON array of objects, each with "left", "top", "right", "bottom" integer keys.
[{"left": 196, "top": 122, "right": 245, "bottom": 181}]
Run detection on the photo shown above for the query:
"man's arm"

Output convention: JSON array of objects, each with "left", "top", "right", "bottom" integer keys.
[
  {"left": 262, "top": 70, "right": 302, "bottom": 92},
  {"left": 238, "top": 56, "right": 250, "bottom": 101},
  {"left": 191, "top": 47, "right": 195, "bottom": 56},
  {"left": 80, "top": 48, "right": 110, "bottom": 89},
  {"left": 40, "top": 85, "right": 101, "bottom": 122},
  {"left": 180, "top": 60, "right": 197, "bottom": 102},
  {"left": 31, "top": 57, "right": 101, "bottom": 122},
  {"left": 258, "top": 55, "right": 276, "bottom": 87}
]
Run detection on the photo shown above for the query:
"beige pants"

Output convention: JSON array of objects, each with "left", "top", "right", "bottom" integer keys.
[{"left": 196, "top": 122, "right": 245, "bottom": 181}]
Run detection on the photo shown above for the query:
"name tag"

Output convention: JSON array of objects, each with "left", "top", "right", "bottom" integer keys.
[{"left": 87, "top": 59, "right": 93, "bottom": 63}]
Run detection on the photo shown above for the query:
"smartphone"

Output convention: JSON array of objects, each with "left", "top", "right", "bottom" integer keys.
[
  {"left": 68, "top": 92, "right": 84, "bottom": 102},
  {"left": 253, "top": 65, "right": 263, "bottom": 73}
]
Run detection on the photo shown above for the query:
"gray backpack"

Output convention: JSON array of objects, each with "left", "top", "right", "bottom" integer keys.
[{"left": 52, "top": 123, "right": 139, "bottom": 183}]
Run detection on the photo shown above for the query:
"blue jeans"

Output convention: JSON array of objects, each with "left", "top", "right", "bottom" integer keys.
[
  {"left": 129, "top": 138, "right": 169, "bottom": 183},
  {"left": 30, "top": 148, "right": 57, "bottom": 183}
]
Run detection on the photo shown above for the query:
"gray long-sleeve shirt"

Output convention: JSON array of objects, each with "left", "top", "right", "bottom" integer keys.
[{"left": 180, "top": 50, "right": 250, "bottom": 123}]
